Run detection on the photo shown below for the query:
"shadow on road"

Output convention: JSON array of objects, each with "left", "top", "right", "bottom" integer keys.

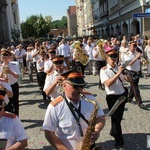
[
  {"left": 21, "top": 119, "right": 43, "bottom": 130},
  {"left": 98, "top": 133, "right": 149, "bottom": 150},
  {"left": 19, "top": 99, "right": 44, "bottom": 106}
]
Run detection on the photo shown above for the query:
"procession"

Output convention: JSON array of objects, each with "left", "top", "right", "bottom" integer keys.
[
  {"left": 0, "top": 34, "right": 150, "bottom": 150},
  {"left": 1, "top": 0, "right": 150, "bottom": 150}
]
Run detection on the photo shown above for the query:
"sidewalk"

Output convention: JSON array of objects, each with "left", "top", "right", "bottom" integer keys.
[{"left": 19, "top": 72, "right": 150, "bottom": 150}]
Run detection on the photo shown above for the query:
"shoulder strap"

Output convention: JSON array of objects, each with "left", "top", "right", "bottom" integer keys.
[
  {"left": 110, "top": 68, "right": 124, "bottom": 88},
  {"left": 18, "top": 50, "right": 22, "bottom": 57}
]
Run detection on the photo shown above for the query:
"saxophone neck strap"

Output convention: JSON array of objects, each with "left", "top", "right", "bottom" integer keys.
[{"left": 62, "top": 93, "right": 89, "bottom": 137}]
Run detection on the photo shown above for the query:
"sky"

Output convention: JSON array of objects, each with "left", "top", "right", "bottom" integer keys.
[{"left": 18, "top": 0, "right": 76, "bottom": 22}]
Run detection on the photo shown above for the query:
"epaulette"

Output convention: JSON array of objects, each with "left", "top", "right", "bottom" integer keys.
[
  {"left": 101, "top": 66, "right": 107, "bottom": 70},
  {"left": 47, "top": 70, "right": 54, "bottom": 76},
  {"left": 3, "top": 111, "right": 16, "bottom": 118},
  {"left": 82, "top": 91, "right": 92, "bottom": 95},
  {"left": 51, "top": 96, "right": 63, "bottom": 106}
]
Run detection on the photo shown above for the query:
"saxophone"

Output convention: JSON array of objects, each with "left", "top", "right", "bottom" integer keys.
[
  {"left": 80, "top": 93, "right": 100, "bottom": 150},
  {"left": 80, "top": 93, "right": 126, "bottom": 150}
]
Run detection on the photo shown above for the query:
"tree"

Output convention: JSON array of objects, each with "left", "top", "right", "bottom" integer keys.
[
  {"left": 21, "top": 15, "right": 67, "bottom": 39},
  {"left": 21, "top": 14, "right": 52, "bottom": 39},
  {"left": 51, "top": 16, "right": 67, "bottom": 29},
  {"left": 60, "top": 16, "right": 67, "bottom": 29}
]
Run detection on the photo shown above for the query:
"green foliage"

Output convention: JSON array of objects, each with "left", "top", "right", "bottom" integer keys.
[
  {"left": 21, "top": 14, "right": 52, "bottom": 39},
  {"left": 21, "top": 15, "right": 67, "bottom": 39}
]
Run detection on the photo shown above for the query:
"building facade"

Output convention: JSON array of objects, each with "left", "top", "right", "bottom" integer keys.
[
  {"left": 76, "top": 0, "right": 94, "bottom": 37},
  {"left": 0, "top": 0, "right": 21, "bottom": 43},
  {"left": 67, "top": 6, "right": 78, "bottom": 37},
  {"left": 92, "top": 0, "right": 150, "bottom": 39},
  {"left": 75, "top": 0, "right": 150, "bottom": 39}
]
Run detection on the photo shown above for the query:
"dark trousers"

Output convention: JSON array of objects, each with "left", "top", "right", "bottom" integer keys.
[
  {"left": 9, "top": 82, "right": 19, "bottom": 116},
  {"left": 38, "top": 72, "right": 47, "bottom": 100},
  {"left": 128, "top": 71, "right": 142, "bottom": 104},
  {"left": 94, "top": 60, "right": 106, "bottom": 86},
  {"left": 106, "top": 93, "right": 126, "bottom": 147},
  {"left": 34, "top": 62, "right": 40, "bottom": 86},
  {"left": 74, "top": 61, "right": 86, "bottom": 75}
]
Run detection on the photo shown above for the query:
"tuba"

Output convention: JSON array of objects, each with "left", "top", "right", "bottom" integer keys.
[
  {"left": 74, "top": 42, "right": 89, "bottom": 66},
  {"left": 97, "top": 39, "right": 106, "bottom": 61}
]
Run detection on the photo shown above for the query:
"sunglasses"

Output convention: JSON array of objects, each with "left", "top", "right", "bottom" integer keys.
[
  {"left": 49, "top": 51, "right": 56, "bottom": 54},
  {"left": 53, "top": 60, "right": 63, "bottom": 65},
  {"left": 108, "top": 53, "right": 118, "bottom": 59},
  {"left": 67, "top": 82, "right": 85, "bottom": 89}
]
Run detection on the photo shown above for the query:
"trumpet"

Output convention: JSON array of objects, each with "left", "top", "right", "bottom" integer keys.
[{"left": 57, "top": 69, "right": 63, "bottom": 94}]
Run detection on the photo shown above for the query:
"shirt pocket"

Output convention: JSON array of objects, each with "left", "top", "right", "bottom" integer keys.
[{"left": 59, "top": 120, "right": 74, "bottom": 135}]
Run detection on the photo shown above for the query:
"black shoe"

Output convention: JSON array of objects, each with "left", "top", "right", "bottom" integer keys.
[{"left": 138, "top": 103, "right": 145, "bottom": 109}]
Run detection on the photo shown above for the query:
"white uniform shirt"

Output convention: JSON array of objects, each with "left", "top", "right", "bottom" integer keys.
[
  {"left": 0, "top": 115, "right": 28, "bottom": 149},
  {"left": 43, "top": 94, "right": 104, "bottom": 150},
  {"left": 36, "top": 58, "right": 44, "bottom": 72},
  {"left": 43, "top": 70, "right": 63, "bottom": 100},
  {"left": 124, "top": 51, "right": 141, "bottom": 72},
  {"left": 85, "top": 45, "right": 94, "bottom": 60},
  {"left": 0, "top": 62, "right": 20, "bottom": 85},
  {"left": 44, "top": 59, "right": 53, "bottom": 73},
  {"left": 26, "top": 51, "right": 33, "bottom": 62},
  {"left": 59, "top": 43, "right": 70, "bottom": 57},
  {"left": 14, "top": 49, "right": 26, "bottom": 63},
  {"left": 31, "top": 49, "right": 40, "bottom": 63},
  {"left": 0, "top": 80, "right": 12, "bottom": 104},
  {"left": 100, "top": 64, "right": 125, "bottom": 95}
]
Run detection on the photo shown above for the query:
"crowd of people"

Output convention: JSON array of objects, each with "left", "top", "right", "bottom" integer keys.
[{"left": 0, "top": 33, "right": 149, "bottom": 149}]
